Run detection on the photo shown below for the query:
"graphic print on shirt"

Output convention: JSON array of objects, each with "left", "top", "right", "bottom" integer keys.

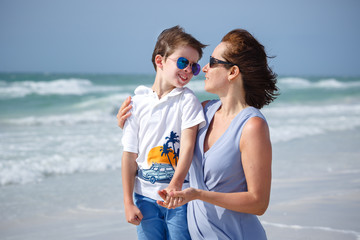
[{"left": 138, "top": 131, "right": 180, "bottom": 184}]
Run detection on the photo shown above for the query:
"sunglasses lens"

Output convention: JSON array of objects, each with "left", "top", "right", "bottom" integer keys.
[
  {"left": 192, "top": 63, "right": 200, "bottom": 76},
  {"left": 209, "top": 56, "right": 215, "bottom": 68},
  {"left": 177, "top": 57, "right": 200, "bottom": 75},
  {"left": 177, "top": 57, "right": 189, "bottom": 70}
]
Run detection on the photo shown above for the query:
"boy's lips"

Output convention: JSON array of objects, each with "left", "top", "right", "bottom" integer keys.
[{"left": 179, "top": 73, "right": 188, "bottom": 82}]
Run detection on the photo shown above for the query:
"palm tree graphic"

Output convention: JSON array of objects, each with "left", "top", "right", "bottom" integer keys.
[
  {"left": 165, "top": 131, "right": 180, "bottom": 165},
  {"left": 160, "top": 142, "right": 175, "bottom": 170}
]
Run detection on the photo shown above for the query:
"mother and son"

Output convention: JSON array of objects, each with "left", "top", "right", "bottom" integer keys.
[{"left": 117, "top": 25, "right": 278, "bottom": 240}]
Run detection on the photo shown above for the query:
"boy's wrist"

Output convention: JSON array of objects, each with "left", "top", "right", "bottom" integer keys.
[
  {"left": 168, "top": 179, "right": 183, "bottom": 190},
  {"left": 124, "top": 197, "right": 134, "bottom": 205}
]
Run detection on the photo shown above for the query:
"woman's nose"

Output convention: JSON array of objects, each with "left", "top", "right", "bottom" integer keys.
[{"left": 202, "top": 63, "right": 209, "bottom": 73}]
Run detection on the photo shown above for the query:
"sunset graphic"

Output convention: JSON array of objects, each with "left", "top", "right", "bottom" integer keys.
[
  {"left": 139, "top": 131, "right": 180, "bottom": 184},
  {"left": 147, "top": 146, "right": 176, "bottom": 168}
]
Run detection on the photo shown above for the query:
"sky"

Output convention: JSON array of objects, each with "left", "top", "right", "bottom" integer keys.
[{"left": 0, "top": 0, "right": 359, "bottom": 76}]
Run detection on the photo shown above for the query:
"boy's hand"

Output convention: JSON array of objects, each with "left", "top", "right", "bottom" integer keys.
[
  {"left": 124, "top": 203, "right": 143, "bottom": 225},
  {"left": 157, "top": 189, "right": 172, "bottom": 208}
]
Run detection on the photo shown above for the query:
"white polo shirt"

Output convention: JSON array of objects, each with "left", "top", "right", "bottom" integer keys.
[{"left": 122, "top": 85, "right": 205, "bottom": 200}]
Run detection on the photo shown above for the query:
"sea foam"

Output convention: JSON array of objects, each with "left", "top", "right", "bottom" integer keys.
[
  {"left": 0, "top": 78, "right": 124, "bottom": 98},
  {"left": 0, "top": 125, "right": 123, "bottom": 186},
  {"left": 278, "top": 77, "right": 360, "bottom": 89},
  {"left": 263, "top": 103, "right": 360, "bottom": 143}
]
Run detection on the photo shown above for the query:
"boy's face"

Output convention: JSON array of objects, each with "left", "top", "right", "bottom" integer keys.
[{"left": 161, "top": 46, "right": 200, "bottom": 88}]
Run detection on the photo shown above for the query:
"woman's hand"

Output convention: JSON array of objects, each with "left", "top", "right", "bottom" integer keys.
[
  {"left": 157, "top": 186, "right": 183, "bottom": 209},
  {"left": 117, "top": 96, "right": 132, "bottom": 129},
  {"left": 157, "top": 188, "right": 199, "bottom": 209}
]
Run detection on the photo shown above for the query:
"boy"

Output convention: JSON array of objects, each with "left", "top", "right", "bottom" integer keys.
[{"left": 121, "top": 26, "right": 206, "bottom": 239}]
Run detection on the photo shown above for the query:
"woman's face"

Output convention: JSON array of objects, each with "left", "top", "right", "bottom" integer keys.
[{"left": 202, "top": 42, "right": 230, "bottom": 95}]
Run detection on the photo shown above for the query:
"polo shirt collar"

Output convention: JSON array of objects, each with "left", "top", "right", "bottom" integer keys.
[{"left": 134, "top": 85, "right": 184, "bottom": 99}]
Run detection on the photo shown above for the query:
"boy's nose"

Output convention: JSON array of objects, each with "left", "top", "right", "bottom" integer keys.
[{"left": 183, "top": 64, "right": 192, "bottom": 73}]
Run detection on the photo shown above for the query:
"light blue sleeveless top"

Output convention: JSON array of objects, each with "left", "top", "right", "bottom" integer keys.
[{"left": 187, "top": 100, "right": 267, "bottom": 240}]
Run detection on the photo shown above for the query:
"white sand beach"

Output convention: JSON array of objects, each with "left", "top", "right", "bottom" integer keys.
[{"left": 260, "top": 128, "right": 360, "bottom": 240}]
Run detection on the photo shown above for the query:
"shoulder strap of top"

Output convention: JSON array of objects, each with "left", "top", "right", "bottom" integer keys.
[{"left": 204, "top": 99, "right": 221, "bottom": 117}]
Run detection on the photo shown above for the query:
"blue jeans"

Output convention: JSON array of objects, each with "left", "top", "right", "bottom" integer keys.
[{"left": 134, "top": 193, "right": 191, "bottom": 240}]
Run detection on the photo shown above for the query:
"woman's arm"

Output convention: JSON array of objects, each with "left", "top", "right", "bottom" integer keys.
[
  {"left": 159, "top": 117, "right": 272, "bottom": 216},
  {"left": 238, "top": 116, "right": 272, "bottom": 215}
]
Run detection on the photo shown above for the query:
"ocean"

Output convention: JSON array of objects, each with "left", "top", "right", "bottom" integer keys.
[{"left": 1, "top": 72, "right": 360, "bottom": 239}]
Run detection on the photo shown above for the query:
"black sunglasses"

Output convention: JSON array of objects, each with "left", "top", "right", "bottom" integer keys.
[{"left": 209, "top": 56, "right": 236, "bottom": 68}]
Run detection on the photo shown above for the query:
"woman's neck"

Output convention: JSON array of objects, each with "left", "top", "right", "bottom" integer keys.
[
  {"left": 218, "top": 95, "right": 249, "bottom": 117},
  {"left": 218, "top": 82, "right": 248, "bottom": 116}
]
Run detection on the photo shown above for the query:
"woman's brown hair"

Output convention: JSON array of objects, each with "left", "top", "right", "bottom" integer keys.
[{"left": 222, "top": 29, "right": 278, "bottom": 109}]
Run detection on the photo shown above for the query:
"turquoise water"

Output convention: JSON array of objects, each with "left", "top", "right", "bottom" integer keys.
[{"left": 0, "top": 72, "right": 360, "bottom": 185}]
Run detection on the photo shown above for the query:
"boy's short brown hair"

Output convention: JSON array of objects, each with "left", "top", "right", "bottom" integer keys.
[{"left": 151, "top": 26, "right": 206, "bottom": 70}]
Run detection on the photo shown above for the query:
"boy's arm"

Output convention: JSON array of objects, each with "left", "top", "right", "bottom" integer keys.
[
  {"left": 121, "top": 151, "right": 143, "bottom": 225},
  {"left": 164, "top": 125, "right": 198, "bottom": 206}
]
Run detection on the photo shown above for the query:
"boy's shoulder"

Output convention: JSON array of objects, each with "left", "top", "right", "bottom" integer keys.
[
  {"left": 181, "top": 87, "right": 199, "bottom": 101},
  {"left": 132, "top": 85, "right": 155, "bottom": 104},
  {"left": 134, "top": 85, "right": 152, "bottom": 96},
  {"left": 131, "top": 86, "right": 197, "bottom": 105},
  {"left": 166, "top": 87, "right": 199, "bottom": 105},
  {"left": 182, "top": 87, "right": 195, "bottom": 94},
  {"left": 178, "top": 87, "right": 197, "bottom": 99},
  {"left": 165, "top": 87, "right": 194, "bottom": 97}
]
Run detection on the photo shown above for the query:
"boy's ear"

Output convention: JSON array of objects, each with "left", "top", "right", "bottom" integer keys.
[{"left": 155, "top": 55, "right": 163, "bottom": 70}]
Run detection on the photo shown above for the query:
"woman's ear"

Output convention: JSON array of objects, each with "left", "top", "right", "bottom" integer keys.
[
  {"left": 155, "top": 55, "right": 163, "bottom": 70},
  {"left": 228, "top": 65, "right": 240, "bottom": 81}
]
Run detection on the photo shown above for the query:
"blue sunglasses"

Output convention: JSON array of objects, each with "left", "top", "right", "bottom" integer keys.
[{"left": 175, "top": 57, "right": 201, "bottom": 76}]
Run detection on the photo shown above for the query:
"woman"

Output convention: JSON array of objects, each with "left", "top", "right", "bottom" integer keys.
[{"left": 118, "top": 29, "right": 278, "bottom": 239}]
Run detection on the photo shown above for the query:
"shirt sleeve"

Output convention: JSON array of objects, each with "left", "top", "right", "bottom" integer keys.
[
  {"left": 181, "top": 89, "right": 206, "bottom": 130},
  {"left": 121, "top": 99, "right": 139, "bottom": 153}
]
